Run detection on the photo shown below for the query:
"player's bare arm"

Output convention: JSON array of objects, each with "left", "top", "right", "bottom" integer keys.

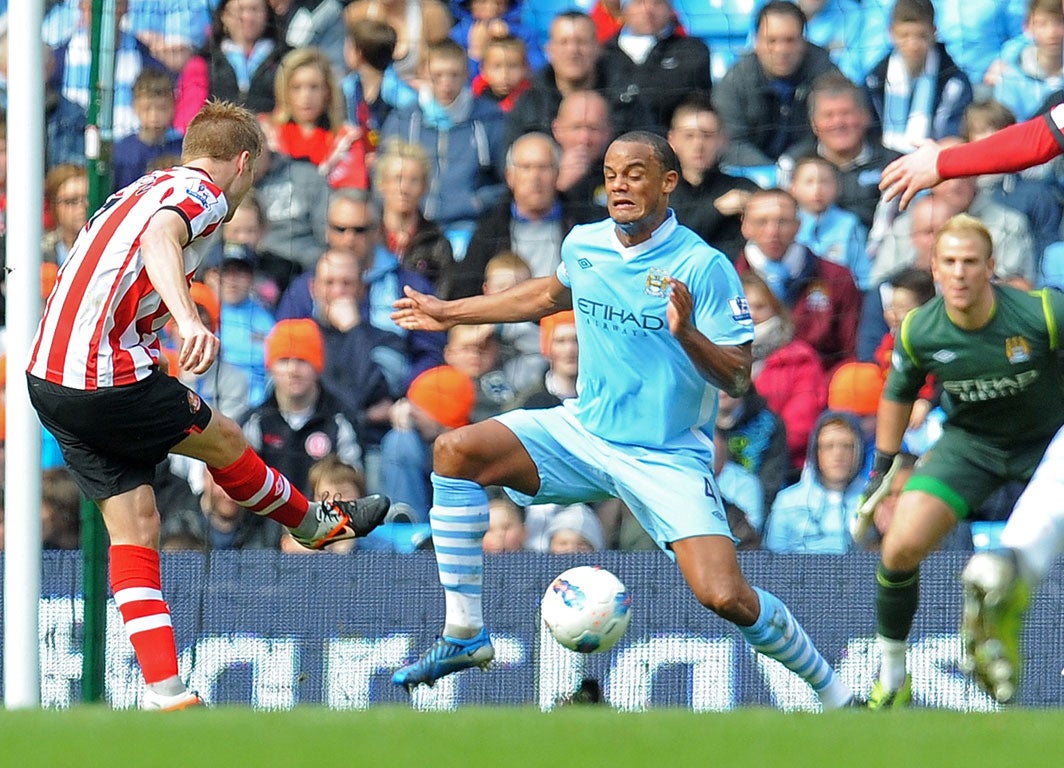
[
  {"left": 140, "top": 208, "right": 219, "bottom": 375},
  {"left": 667, "top": 277, "right": 751, "bottom": 398},
  {"left": 392, "top": 274, "right": 573, "bottom": 332},
  {"left": 879, "top": 140, "right": 943, "bottom": 211},
  {"left": 874, "top": 397, "right": 915, "bottom": 455}
]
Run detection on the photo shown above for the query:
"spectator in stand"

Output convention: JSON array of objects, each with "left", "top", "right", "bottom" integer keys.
[
  {"left": 961, "top": 100, "right": 1063, "bottom": 264},
  {"left": 41, "top": 46, "right": 87, "bottom": 169},
  {"left": 263, "top": 46, "right": 367, "bottom": 190},
  {"left": 481, "top": 252, "right": 546, "bottom": 395},
  {"left": 166, "top": 469, "right": 284, "bottom": 550},
  {"left": 112, "top": 69, "right": 185, "bottom": 192},
  {"left": 786, "top": 0, "right": 891, "bottom": 84},
  {"left": 452, "top": 132, "right": 576, "bottom": 299},
  {"left": 589, "top": 0, "right": 623, "bottom": 43},
  {"left": 41, "top": 467, "right": 81, "bottom": 550},
  {"left": 472, "top": 35, "right": 532, "bottom": 114},
  {"left": 856, "top": 194, "right": 944, "bottom": 360},
  {"left": 778, "top": 73, "right": 901, "bottom": 235},
  {"left": 242, "top": 318, "right": 365, "bottom": 497},
  {"left": 991, "top": 0, "right": 1064, "bottom": 122},
  {"left": 870, "top": 172, "right": 1035, "bottom": 286},
  {"left": 380, "top": 364, "right": 476, "bottom": 522},
  {"left": 143, "top": 34, "right": 209, "bottom": 135},
  {"left": 483, "top": 494, "right": 526, "bottom": 553},
  {"left": 444, "top": 323, "right": 520, "bottom": 422},
  {"left": 933, "top": 0, "right": 1025, "bottom": 88},
  {"left": 380, "top": 39, "right": 507, "bottom": 248},
  {"left": 204, "top": 0, "right": 288, "bottom": 115},
  {"left": 505, "top": 11, "right": 652, "bottom": 149},
  {"left": 712, "top": 1, "right": 841, "bottom": 167},
  {"left": 736, "top": 188, "right": 861, "bottom": 371},
  {"left": 50, "top": 0, "right": 166, "bottom": 140},
  {"left": 279, "top": 454, "right": 367, "bottom": 554},
  {"left": 514, "top": 309, "right": 577, "bottom": 410},
  {"left": 826, "top": 360, "right": 886, "bottom": 474},
  {"left": 547, "top": 503, "right": 605, "bottom": 553},
  {"left": 790, "top": 155, "right": 871, "bottom": 290},
  {"left": 716, "top": 386, "right": 790, "bottom": 517},
  {"left": 449, "top": 0, "right": 545, "bottom": 81},
  {"left": 600, "top": 0, "right": 712, "bottom": 133},
  {"left": 344, "top": 0, "right": 454, "bottom": 90},
  {"left": 252, "top": 141, "right": 331, "bottom": 286},
  {"left": 270, "top": 0, "right": 348, "bottom": 73},
  {"left": 742, "top": 271, "right": 828, "bottom": 478},
  {"left": 276, "top": 189, "right": 444, "bottom": 374},
  {"left": 863, "top": 0, "right": 973, "bottom": 154},
  {"left": 667, "top": 95, "right": 759, "bottom": 261},
  {"left": 41, "top": 163, "right": 88, "bottom": 266},
  {"left": 341, "top": 18, "right": 418, "bottom": 166},
  {"left": 763, "top": 410, "right": 865, "bottom": 553},
  {"left": 374, "top": 138, "right": 455, "bottom": 298},
  {"left": 551, "top": 89, "right": 612, "bottom": 225}
]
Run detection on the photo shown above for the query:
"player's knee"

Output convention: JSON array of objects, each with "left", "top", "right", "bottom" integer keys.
[
  {"left": 432, "top": 429, "right": 477, "bottom": 478},
  {"left": 880, "top": 535, "right": 930, "bottom": 572},
  {"left": 691, "top": 581, "right": 748, "bottom": 622}
]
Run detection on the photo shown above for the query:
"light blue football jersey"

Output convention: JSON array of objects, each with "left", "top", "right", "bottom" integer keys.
[{"left": 557, "top": 211, "right": 754, "bottom": 452}]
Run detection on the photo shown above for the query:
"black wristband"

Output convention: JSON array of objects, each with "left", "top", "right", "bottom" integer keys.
[{"left": 871, "top": 449, "right": 897, "bottom": 476}]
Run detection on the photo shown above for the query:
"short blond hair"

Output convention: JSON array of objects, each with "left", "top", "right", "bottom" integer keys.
[
  {"left": 373, "top": 138, "right": 430, "bottom": 190},
  {"left": 182, "top": 100, "right": 263, "bottom": 162},
  {"left": 934, "top": 213, "right": 994, "bottom": 260}
]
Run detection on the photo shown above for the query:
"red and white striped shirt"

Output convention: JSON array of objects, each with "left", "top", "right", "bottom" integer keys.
[{"left": 28, "top": 166, "right": 227, "bottom": 389}]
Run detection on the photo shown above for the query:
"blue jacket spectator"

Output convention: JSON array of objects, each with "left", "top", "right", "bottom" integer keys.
[
  {"left": 448, "top": 0, "right": 546, "bottom": 80},
  {"left": 763, "top": 410, "right": 865, "bottom": 554},
  {"left": 796, "top": 205, "right": 871, "bottom": 290}
]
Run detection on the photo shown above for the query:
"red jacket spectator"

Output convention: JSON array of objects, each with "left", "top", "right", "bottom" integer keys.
[{"left": 754, "top": 338, "right": 829, "bottom": 471}]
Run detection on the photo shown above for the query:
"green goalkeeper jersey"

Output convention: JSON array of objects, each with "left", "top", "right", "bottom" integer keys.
[{"left": 884, "top": 284, "right": 1064, "bottom": 446}]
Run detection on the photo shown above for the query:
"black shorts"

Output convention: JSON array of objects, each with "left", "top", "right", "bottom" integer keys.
[{"left": 27, "top": 370, "right": 214, "bottom": 500}]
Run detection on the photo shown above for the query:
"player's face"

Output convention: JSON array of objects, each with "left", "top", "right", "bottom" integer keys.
[
  {"left": 603, "top": 141, "right": 676, "bottom": 231},
  {"left": 755, "top": 13, "right": 806, "bottom": 79},
  {"left": 741, "top": 193, "right": 800, "bottom": 261},
  {"left": 287, "top": 64, "right": 329, "bottom": 126},
  {"left": 668, "top": 110, "right": 725, "bottom": 173},
  {"left": 932, "top": 232, "right": 994, "bottom": 314},
  {"left": 811, "top": 93, "right": 869, "bottom": 156}
]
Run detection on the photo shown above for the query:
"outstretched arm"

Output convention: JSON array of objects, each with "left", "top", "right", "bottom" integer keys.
[
  {"left": 880, "top": 113, "right": 1064, "bottom": 210},
  {"left": 392, "top": 274, "right": 572, "bottom": 332},
  {"left": 667, "top": 278, "right": 752, "bottom": 398}
]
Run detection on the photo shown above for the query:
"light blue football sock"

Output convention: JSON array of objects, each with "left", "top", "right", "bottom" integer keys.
[
  {"left": 430, "top": 473, "right": 489, "bottom": 640},
  {"left": 740, "top": 587, "right": 850, "bottom": 706}
]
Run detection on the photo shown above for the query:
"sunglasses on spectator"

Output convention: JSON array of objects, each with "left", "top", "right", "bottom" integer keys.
[{"left": 329, "top": 221, "right": 373, "bottom": 235}]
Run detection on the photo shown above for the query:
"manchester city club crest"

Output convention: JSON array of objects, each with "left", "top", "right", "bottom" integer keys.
[
  {"left": 1005, "top": 336, "right": 1031, "bottom": 364},
  {"left": 644, "top": 268, "right": 669, "bottom": 297}
]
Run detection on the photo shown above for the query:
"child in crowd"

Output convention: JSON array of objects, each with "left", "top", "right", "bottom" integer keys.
[
  {"left": 483, "top": 494, "right": 527, "bottom": 553},
  {"left": 280, "top": 455, "right": 367, "bottom": 554},
  {"left": 482, "top": 251, "right": 545, "bottom": 393},
  {"left": 471, "top": 35, "right": 531, "bottom": 112},
  {"left": 342, "top": 18, "right": 418, "bottom": 168},
  {"left": 449, "top": 0, "right": 545, "bottom": 81},
  {"left": 993, "top": 0, "right": 1064, "bottom": 122},
  {"left": 545, "top": 503, "right": 605, "bottom": 554},
  {"left": 864, "top": 0, "right": 972, "bottom": 153},
  {"left": 112, "top": 69, "right": 184, "bottom": 191},
  {"left": 265, "top": 46, "right": 367, "bottom": 189},
  {"left": 789, "top": 155, "right": 871, "bottom": 291}
]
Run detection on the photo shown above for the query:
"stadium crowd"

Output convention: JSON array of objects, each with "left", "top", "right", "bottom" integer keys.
[{"left": 1, "top": 0, "right": 1061, "bottom": 559}]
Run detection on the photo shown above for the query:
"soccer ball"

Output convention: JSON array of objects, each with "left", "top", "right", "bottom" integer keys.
[{"left": 541, "top": 565, "right": 632, "bottom": 653}]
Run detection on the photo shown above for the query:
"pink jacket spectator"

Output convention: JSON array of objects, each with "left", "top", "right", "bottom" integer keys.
[{"left": 174, "top": 54, "right": 209, "bottom": 134}]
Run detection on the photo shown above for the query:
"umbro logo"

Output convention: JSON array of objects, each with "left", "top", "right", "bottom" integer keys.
[
  {"left": 577, "top": 258, "right": 593, "bottom": 269},
  {"left": 932, "top": 349, "right": 957, "bottom": 363}
]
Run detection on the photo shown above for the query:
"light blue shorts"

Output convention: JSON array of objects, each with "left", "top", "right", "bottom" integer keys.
[{"left": 492, "top": 406, "right": 736, "bottom": 552}]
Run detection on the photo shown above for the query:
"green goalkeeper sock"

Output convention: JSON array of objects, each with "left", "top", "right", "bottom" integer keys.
[{"left": 875, "top": 563, "right": 920, "bottom": 641}]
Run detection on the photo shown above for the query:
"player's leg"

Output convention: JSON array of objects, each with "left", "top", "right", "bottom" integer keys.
[
  {"left": 392, "top": 417, "right": 540, "bottom": 688},
  {"left": 172, "top": 407, "right": 388, "bottom": 548},
  {"left": 871, "top": 489, "right": 956, "bottom": 707},
  {"left": 961, "top": 430, "right": 1064, "bottom": 702},
  {"left": 671, "top": 536, "right": 855, "bottom": 709},
  {"left": 97, "top": 485, "right": 203, "bottom": 710}
]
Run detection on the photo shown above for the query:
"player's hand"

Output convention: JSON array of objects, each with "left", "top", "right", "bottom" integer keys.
[
  {"left": 878, "top": 139, "right": 943, "bottom": 211},
  {"left": 666, "top": 278, "right": 694, "bottom": 337},
  {"left": 391, "top": 285, "right": 453, "bottom": 332},
  {"left": 177, "top": 319, "right": 220, "bottom": 375},
  {"left": 851, "top": 450, "right": 900, "bottom": 545}
]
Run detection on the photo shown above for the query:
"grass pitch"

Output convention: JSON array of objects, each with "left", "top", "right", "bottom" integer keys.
[{"left": 3, "top": 706, "right": 1064, "bottom": 768}]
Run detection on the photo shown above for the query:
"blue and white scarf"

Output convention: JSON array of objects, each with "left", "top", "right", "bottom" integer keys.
[{"left": 881, "top": 45, "right": 938, "bottom": 153}]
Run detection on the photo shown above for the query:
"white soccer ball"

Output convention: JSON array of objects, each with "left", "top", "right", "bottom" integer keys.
[{"left": 541, "top": 565, "right": 632, "bottom": 653}]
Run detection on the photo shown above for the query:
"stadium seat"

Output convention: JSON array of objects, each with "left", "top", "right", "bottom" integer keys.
[{"left": 520, "top": 0, "right": 592, "bottom": 50}]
